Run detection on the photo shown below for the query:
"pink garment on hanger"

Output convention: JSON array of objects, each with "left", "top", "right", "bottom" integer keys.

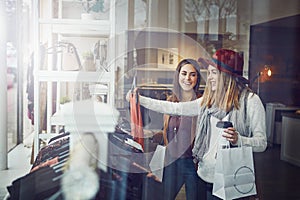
[{"left": 129, "top": 93, "right": 144, "bottom": 150}]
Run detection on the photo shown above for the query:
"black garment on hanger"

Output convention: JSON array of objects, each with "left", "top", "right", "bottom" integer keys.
[
  {"left": 48, "top": 131, "right": 70, "bottom": 144},
  {"left": 7, "top": 166, "right": 62, "bottom": 200},
  {"left": 107, "top": 132, "right": 146, "bottom": 200}
]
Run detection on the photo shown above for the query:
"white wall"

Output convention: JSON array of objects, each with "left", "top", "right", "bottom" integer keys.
[{"left": 250, "top": 0, "right": 300, "bottom": 25}]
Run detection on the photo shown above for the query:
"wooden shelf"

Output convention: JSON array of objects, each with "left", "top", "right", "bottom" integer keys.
[
  {"left": 137, "top": 83, "right": 205, "bottom": 90},
  {"left": 50, "top": 110, "right": 65, "bottom": 126},
  {"left": 136, "top": 67, "right": 207, "bottom": 72},
  {"left": 136, "top": 67, "right": 175, "bottom": 72},
  {"left": 36, "top": 71, "right": 111, "bottom": 82},
  {"left": 39, "top": 19, "right": 110, "bottom": 37}
]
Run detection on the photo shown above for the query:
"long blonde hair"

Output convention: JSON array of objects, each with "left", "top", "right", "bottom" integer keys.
[{"left": 201, "top": 70, "right": 251, "bottom": 112}]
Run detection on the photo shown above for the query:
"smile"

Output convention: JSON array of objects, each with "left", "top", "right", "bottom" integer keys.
[{"left": 182, "top": 82, "right": 192, "bottom": 85}]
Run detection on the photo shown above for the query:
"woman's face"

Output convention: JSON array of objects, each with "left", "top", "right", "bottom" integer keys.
[
  {"left": 178, "top": 64, "right": 198, "bottom": 92},
  {"left": 207, "top": 65, "right": 219, "bottom": 91}
]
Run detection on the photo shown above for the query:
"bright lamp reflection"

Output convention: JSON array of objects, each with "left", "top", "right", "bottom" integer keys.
[
  {"left": 264, "top": 65, "right": 272, "bottom": 77},
  {"left": 267, "top": 68, "right": 272, "bottom": 76}
]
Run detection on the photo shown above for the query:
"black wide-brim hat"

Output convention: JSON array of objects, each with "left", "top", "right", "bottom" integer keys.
[{"left": 198, "top": 49, "right": 249, "bottom": 84}]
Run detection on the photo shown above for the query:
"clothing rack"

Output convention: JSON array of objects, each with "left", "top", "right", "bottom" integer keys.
[{"left": 7, "top": 129, "right": 148, "bottom": 200}]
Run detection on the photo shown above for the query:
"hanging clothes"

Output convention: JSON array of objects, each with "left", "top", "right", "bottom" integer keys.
[
  {"left": 129, "top": 92, "right": 144, "bottom": 150},
  {"left": 7, "top": 165, "right": 63, "bottom": 200},
  {"left": 32, "top": 137, "right": 69, "bottom": 169}
]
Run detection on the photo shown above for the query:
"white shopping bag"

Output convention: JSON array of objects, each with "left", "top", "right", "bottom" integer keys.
[
  {"left": 213, "top": 145, "right": 257, "bottom": 200},
  {"left": 149, "top": 145, "right": 166, "bottom": 182}
]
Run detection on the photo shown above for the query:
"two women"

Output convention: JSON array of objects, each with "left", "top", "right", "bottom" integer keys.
[{"left": 128, "top": 49, "right": 267, "bottom": 199}]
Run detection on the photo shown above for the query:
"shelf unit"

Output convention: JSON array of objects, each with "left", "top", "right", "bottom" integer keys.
[
  {"left": 265, "top": 103, "right": 300, "bottom": 146},
  {"left": 32, "top": 0, "right": 116, "bottom": 158},
  {"left": 39, "top": 19, "right": 110, "bottom": 37},
  {"left": 135, "top": 67, "right": 207, "bottom": 90}
]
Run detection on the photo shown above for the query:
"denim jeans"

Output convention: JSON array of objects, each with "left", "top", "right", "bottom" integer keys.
[
  {"left": 163, "top": 158, "right": 206, "bottom": 200},
  {"left": 206, "top": 183, "right": 224, "bottom": 200}
]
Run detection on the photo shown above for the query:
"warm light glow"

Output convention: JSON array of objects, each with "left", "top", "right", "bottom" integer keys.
[
  {"left": 267, "top": 68, "right": 272, "bottom": 77},
  {"left": 264, "top": 65, "right": 272, "bottom": 77}
]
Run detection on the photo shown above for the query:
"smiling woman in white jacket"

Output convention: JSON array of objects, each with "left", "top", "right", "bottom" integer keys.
[{"left": 128, "top": 49, "right": 267, "bottom": 199}]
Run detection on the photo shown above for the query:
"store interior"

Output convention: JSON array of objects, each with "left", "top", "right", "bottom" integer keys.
[{"left": 1, "top": 0, "right": 300, "bottom": 199}]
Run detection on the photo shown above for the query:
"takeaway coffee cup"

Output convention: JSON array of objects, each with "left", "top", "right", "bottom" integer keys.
[{"left": 216, "top": 121, "right": 233, "bottom": 148}]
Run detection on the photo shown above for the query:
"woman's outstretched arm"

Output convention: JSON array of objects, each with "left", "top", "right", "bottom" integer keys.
[{"left": 127, "top": 90, "right": 202, "bottom": 116}]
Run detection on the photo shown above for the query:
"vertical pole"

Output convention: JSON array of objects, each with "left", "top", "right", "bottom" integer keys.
[
  {"left": 33, "top": 0, "right": 40, "bottom": 159},
  {"left": 16, "top": 0, "right": 24, "bottom": 144},
  {"left": 0, "top": 0, "right": 8, "bottom": 170}
]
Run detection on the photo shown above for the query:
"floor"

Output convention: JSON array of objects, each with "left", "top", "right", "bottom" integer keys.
[
  {"left": 0, "top": 144, "right": 299, "bottom": 200},
  {"left": 0, "top": 127, "right": 33, "bottom": 200},
  {"left": 254, "top": 144, "right": 300, "bottom": 200}
]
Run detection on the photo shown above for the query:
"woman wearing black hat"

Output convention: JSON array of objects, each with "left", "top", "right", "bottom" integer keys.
[{"left": 127, "top": 49, "right": 267, "bottom": 199}]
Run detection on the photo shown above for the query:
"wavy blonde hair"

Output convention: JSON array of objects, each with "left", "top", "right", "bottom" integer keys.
[{"left": 200, "top": 70, "right": 251, "bottom": 112}]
